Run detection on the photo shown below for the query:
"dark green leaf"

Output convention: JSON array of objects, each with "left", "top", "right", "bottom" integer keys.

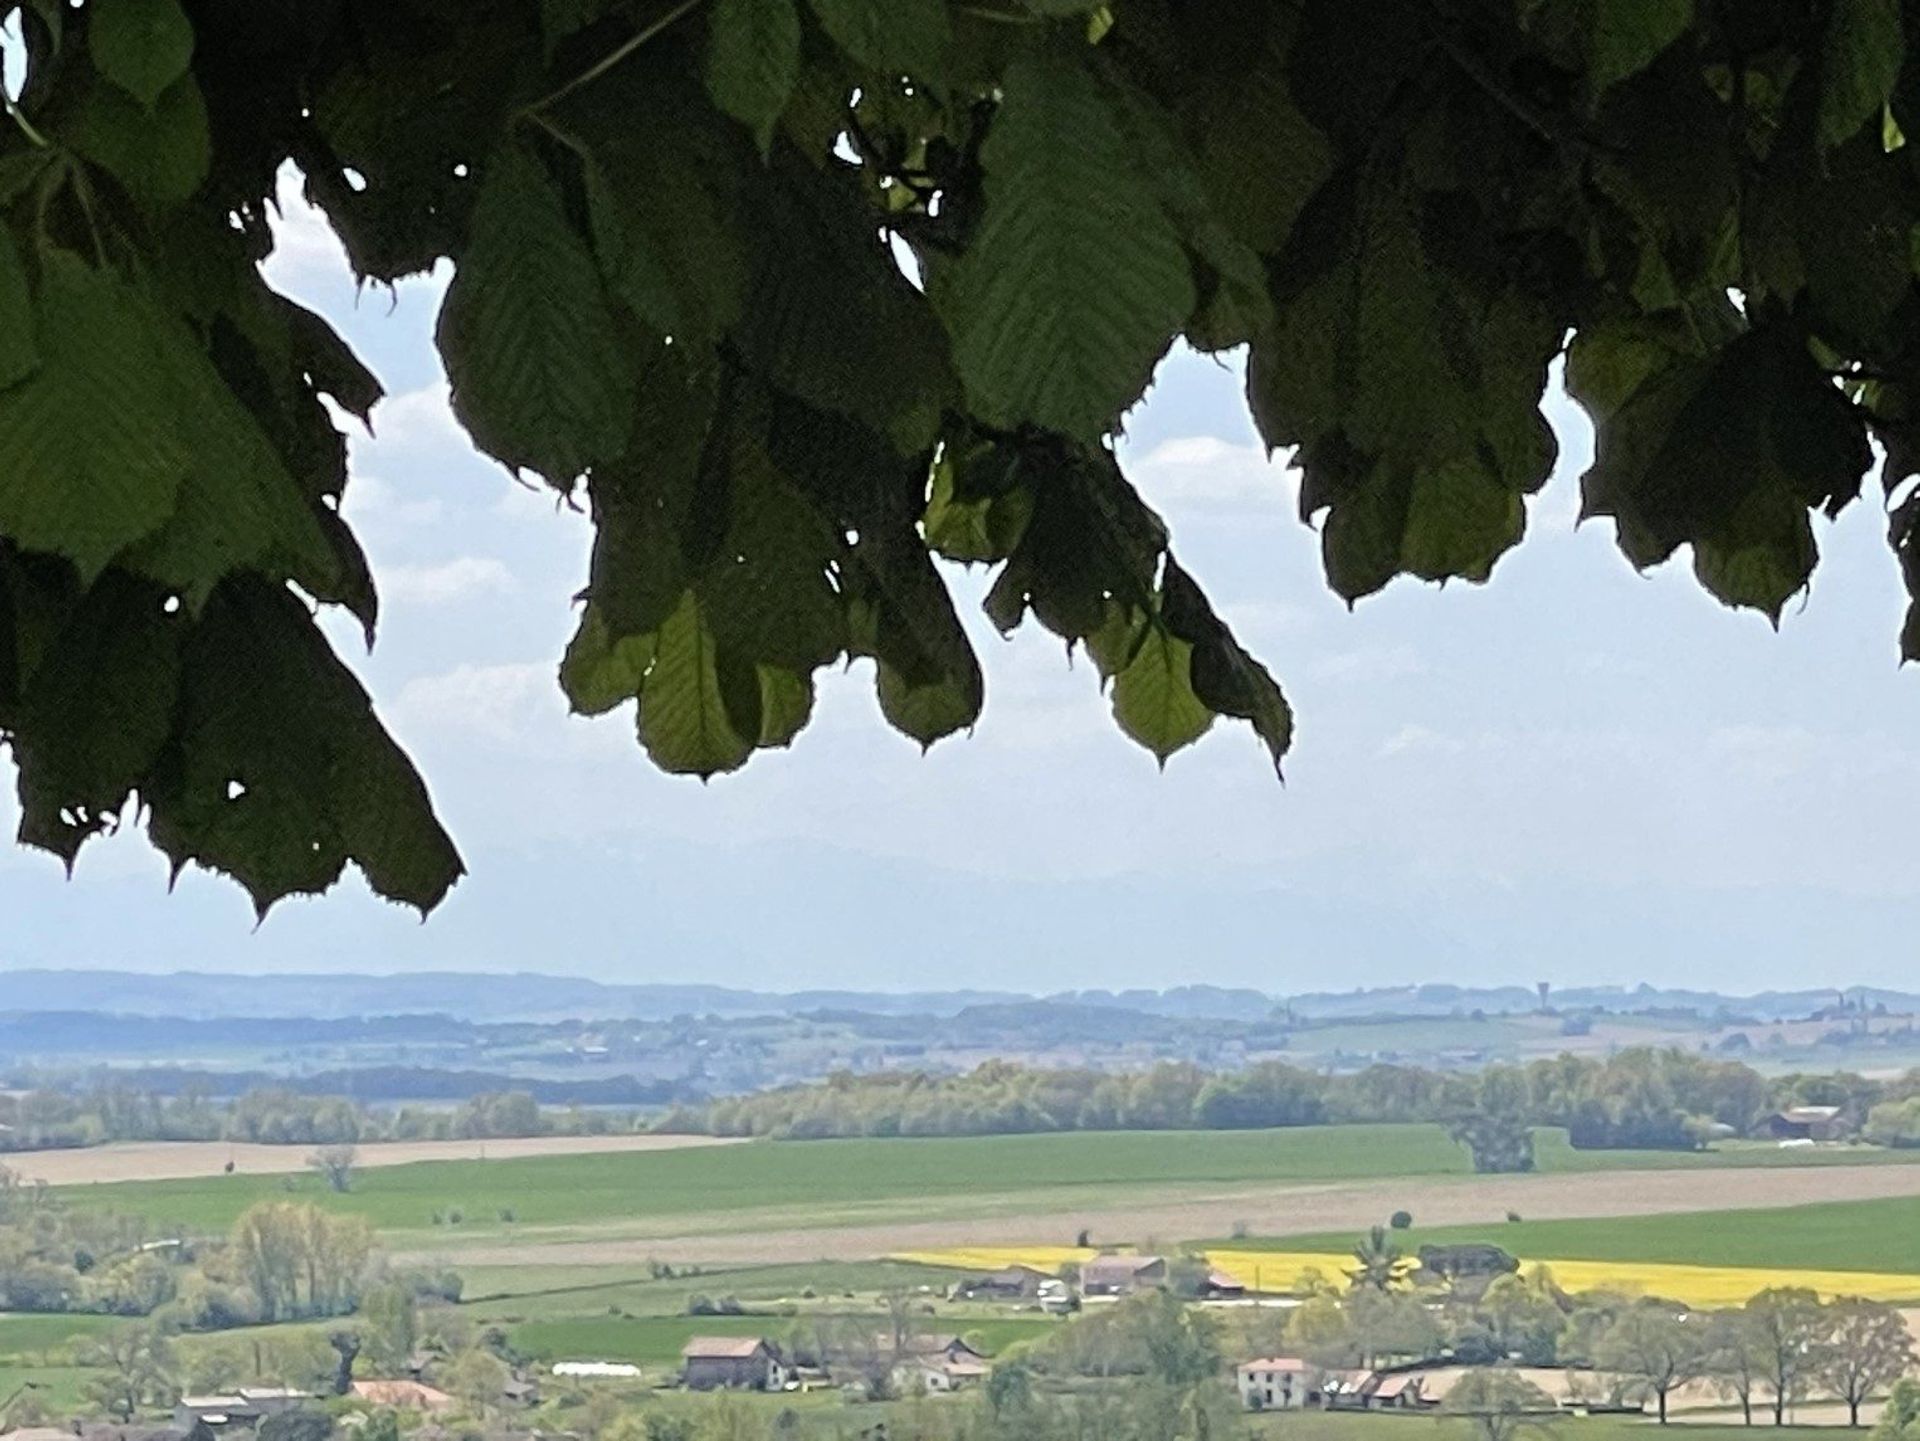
[
  {"left": 1587, "top": 0, "right": 1693, "bottom": 98},
  {"left": 704, "top": 0, "right": 801, "bottom": 152},
  {"left": 0, "top": 231, "right": 35, "bottom": 391},
  {"left": 805, "top": 0, "right": 950, "bottom": 84},
  {"left": 87, "top": 0, "right": 194, "bottom": 107},
  {"left": 946, "top": 53, "right": 1194, "bottom": 439},
  {"left": 12, "top": 572, "right": 180, "bottom": 864},
  {"left": 437, "top": 144, "right": 635, "bottom": 488},
  {"left": 0, "top": 254, "right": 187, "bottom": 578},
  {"left": 147, "top": 578, "right": 461, "bottom": 915},
  {"left": 1819, "top": 0, "right": 1903, "bottom": 149},
  {"left": 68, "top": 73, "right": 210, "bottom": 207}
]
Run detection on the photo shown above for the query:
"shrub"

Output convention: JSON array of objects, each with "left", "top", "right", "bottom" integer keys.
[
  {"left": 1390, "top": 1210, "right": 1414, "bottom": 1230},
  {"left": 687, "top": 1294, "right": 716, "bottom": 1316}
]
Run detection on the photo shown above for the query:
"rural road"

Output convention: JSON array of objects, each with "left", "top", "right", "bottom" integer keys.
[
  {"left": 3, "top": 1132, "right": 745, "bottom": 1186},
  {"left": 414, "top": 1160, "right": 1920, "bottom": 1269}
]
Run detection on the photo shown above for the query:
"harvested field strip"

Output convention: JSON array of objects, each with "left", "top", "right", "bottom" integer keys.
[{"left": 892, "top": 1247, "right": 1920, "bottom": 1307}]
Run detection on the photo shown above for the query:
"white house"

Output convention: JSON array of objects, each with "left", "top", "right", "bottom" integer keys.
[{"left": 1237, "top": 1357, "right": 1314, "bottom": 1411}]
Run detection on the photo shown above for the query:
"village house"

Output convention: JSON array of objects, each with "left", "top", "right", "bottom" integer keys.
[
  {"left": 681, "top": 1336, "right": 786, "bottom": 1392},
  {"left": 894, "top": 1355, "right": 990, "bottom": 1395},
  {"left": 886, "top": 1335, "right": 988, "bottom": 1367},
  {"left": 1236, "top": 1358, "right": 1314, "bottom": 1410},
  {"left": 1080, "top": 1254, "right": 1167, "bottom": 1297}
]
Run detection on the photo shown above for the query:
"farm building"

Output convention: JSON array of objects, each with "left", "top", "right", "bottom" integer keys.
[
  {"left": 883, "top": 1334, "right": 989, "bottom": 1367},
  {"left": 1199, "top": 1268, "right": 1246, "bottom": 1299},
  {"left": 350, "top": 1381, "right": 454, "bottom": 1414},
  {"left": 895, "top": 1356, "right": 991, "bottom": 1394},
  {"left": 1082, "top": 1254, "right": 1168, "bottom": 1296},
  {"left": 1237, "top": 1358, "right": 1314, "bottom": 1410},
  {"left": 173, "top": 1389, "right": 310, "bottom": 1431},
  {"left": 681, "top": 1336, "right": 787, "bottom": 1391},
  {"left": 1767, "top": 1105, "right": 1846, "bottom": 1140},
  {"left": 952, "top": 1264, "right": 1049, "bottom": 1300}
]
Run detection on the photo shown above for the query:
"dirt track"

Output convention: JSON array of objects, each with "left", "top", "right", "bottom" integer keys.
[
  {"left": 417, "top": 1160, "right": 1920, "bottom": 1269},
  {"left": 2, "top": 1133, "right": 744, "bottom": 1186}
]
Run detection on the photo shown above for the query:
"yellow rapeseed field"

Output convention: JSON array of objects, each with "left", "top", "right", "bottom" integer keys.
[{"left": 893, "top": 1246, "right": 1920, "bottom": 1307}]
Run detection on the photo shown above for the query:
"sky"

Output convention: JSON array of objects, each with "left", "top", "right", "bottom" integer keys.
[{"left": 3, "top": 173, "right": 1919, "bottom": 996}]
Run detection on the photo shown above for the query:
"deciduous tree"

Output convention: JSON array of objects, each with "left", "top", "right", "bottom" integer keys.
[
  {"left": 1820, "top": 1297, "right": 1915, "bottom": 1428},
  {"left": 5, "top": 2, "right": 1920, "bottom": 909}
]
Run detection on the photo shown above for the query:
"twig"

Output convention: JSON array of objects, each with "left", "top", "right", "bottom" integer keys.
[{"left": 524, "top": 0, "right": 710, "bottom": 116}]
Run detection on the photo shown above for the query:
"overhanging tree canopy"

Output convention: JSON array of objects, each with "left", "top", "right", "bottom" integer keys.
[{"left": 0, "top": 0, "right": 1914, "bottom": 915}]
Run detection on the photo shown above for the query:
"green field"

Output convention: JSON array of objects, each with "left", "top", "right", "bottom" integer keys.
[
  {"left": 1249, "top": 1414, "right": 1830, "bottom": 1441},
  {"left": 1241, "top": 1192, "right": 1920, "bottom": 1274},
  {"left": 54, "top": 1125, "right": 1920, "bottom": 1240},
  {"left": 0, "top": 1313, "right": 125, "bottom": 1361}
]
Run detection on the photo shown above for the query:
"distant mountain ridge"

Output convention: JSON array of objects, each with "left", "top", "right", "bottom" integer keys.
[{"left": 0, "top": 968, "right": 1910, "bottom": 1024}]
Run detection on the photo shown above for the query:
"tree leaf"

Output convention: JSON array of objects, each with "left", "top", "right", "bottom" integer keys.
[
  {"left": 0, "top": 254, "right": 187, "bottom": 578},
  {"left": 703, "top": 0, "right": 801, "bottom": 152},
  {"left": 559, "top": 606, "right": 656, "bottom": 717},
  {"left": 636, "top": 591, "right": 756, "bottom": 777},
  {"left": 437, "top": 144, "right": 634, "bottom": 488},
  {"left": 67, "top": 73, "right": 210, "bottom": 208},
  {"left": 1587, "top": 0, "right": 1693, "bottom": 98},
  {"left": 87, "top": 0, "right": 194, "bottom": 108},
  {"left": 0, "top": 230, "right": 35, "bottom": 391},
  {"left": 1569, "top": 322, "right": 1870, "bottom": 618},
  {"left": 12, "top": 571, "right": 181, "bottom": 864},
  {"left": 1161, "top": 559, "right": 1292, "bottom": 773},
  {"left": 805, "top": 0, "right": 950, "bottom": 85},
  {"left": 756, "top": 664, "right": 813, "bottom": 746},
  {"left": 146, "top": 578, "right": 461, "bottom": 915},
  {"left": 1819, "top": 0, "right": 1903, "bottom": 149},
  {"left": 946, "top": 53, "right": 1195, "bottom": 439},
  {"left": 1110, "top": 625, "right": 1213, "bottom": 764}
]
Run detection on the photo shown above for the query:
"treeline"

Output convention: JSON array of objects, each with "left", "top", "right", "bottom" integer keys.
[
  {"left": 665, "top": 1049, "right": 1920, "bottom": 1149},
  {"left": 0, "top": 1161, "right": 456, "bottom": 1328},
  {"left": 0, "top": 1085, "right": 651, "bottom": 1152}
]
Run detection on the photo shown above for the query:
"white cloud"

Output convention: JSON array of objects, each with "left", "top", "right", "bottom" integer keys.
[
  {"left": 262, "top": 167, "right": 351, "bottom": 291},
  {"left": 381, "top": 556, "right": 518, "bottom": 607},
  {"left": 392, "top": 662, "right": 553, "bottom": 745},
  {"left": 342, "top": 472, "right": 446, "bottom": 532},
  {"left": 1127, "top": 435, "right": 1298, "bottom": 514},
  {"left": 366, "top": 382, "right": 471, "bottom": 454}
]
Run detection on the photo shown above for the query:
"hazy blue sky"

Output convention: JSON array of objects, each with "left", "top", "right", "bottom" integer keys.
[{"left": 2, "top": 176, "right": 1917, "bottom": 995}]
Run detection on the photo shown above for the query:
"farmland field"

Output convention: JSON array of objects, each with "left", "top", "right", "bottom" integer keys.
[
  {"left": 52, "top": 1124, "right": 1920, "bottom": 1245},
  {"left": 1258, "top": 1192, "right": 1920, "bottom": 1274}
]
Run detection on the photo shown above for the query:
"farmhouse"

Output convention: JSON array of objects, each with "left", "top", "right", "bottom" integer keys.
[
  {"left": 1081, "top": 1254, "right": 1167, "bottom": 1296},
  {"left": 681, "top": 1336, "right": 786, "bottom": 1391},
  {"left": 1237, "top": 1358, "right": 1314, "bottom": 1410},
  {"left": 350, "top": 1381, "right": 454, "bottom": 1413},
  {"left": 952, "top": 1264, "right": 1049, "bottom": 1300},
  {"left": 894, "top": 1355, "right": 991, "bottom": 1394},
  {"left": 1767, "top": 1105, "right": 1846, "bottom": 1141}
]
